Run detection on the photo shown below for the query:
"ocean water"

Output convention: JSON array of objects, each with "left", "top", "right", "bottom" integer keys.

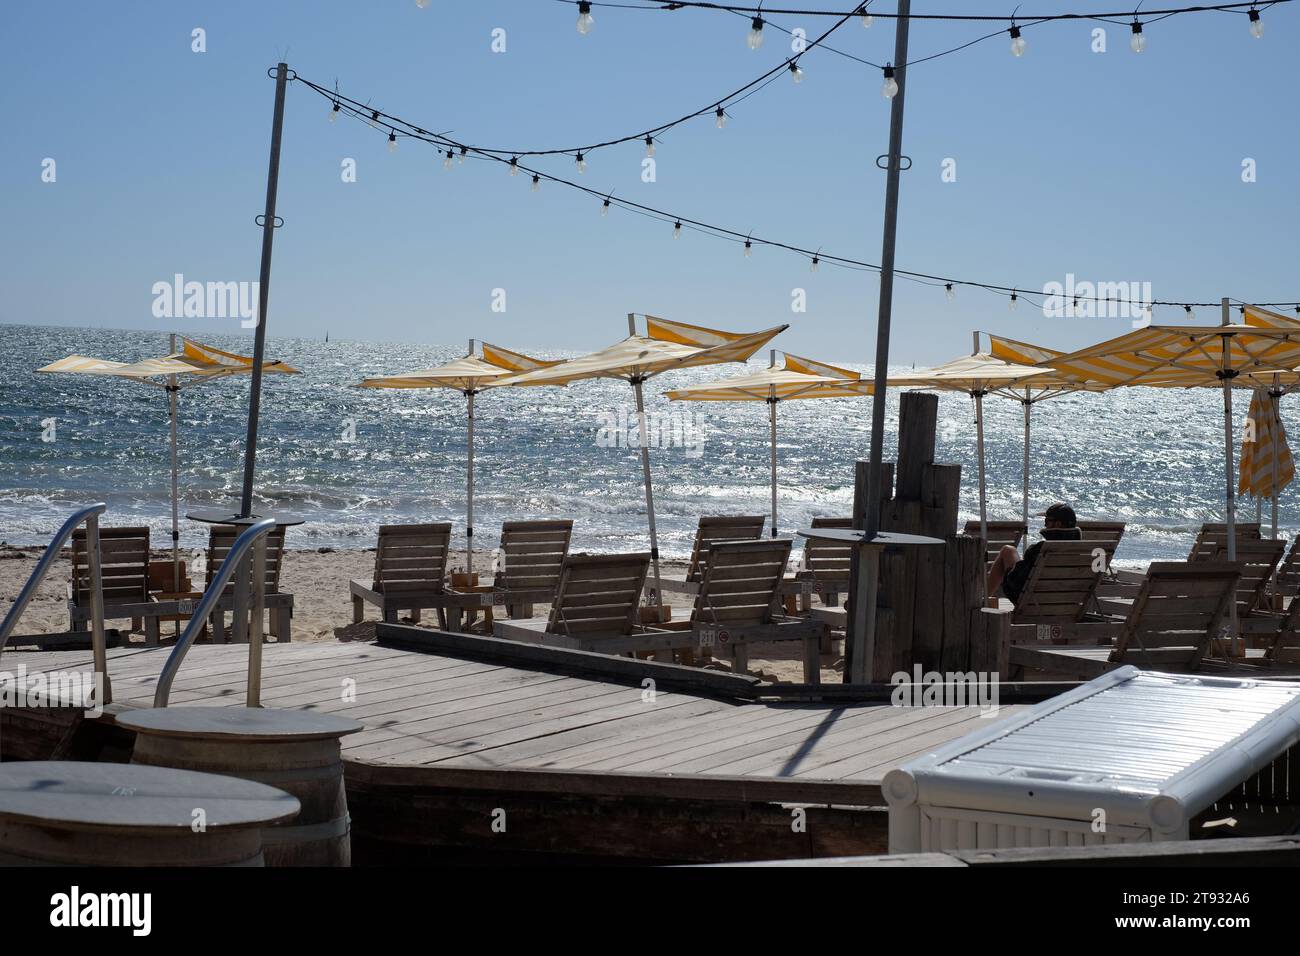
[{"left": 0, "top": 323, "right": 1289, "bottom": 567}]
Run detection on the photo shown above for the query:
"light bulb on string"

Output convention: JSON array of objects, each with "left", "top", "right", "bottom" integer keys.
[
  {"left": 744, "top": 238, "right": 753, "bottom": 258},
  {"left": 881, "top": 65, "right": 898, "bottom": 98},
  {"left": 644, "top": 136, "right": 655, "bottom": 158},
  {"left": 509, "top": 157, "right": 519, "bottom": 176},
  {"left": 789, "top": 62, "right": 804, "bottom": 84},
  {"left": 1185, "top": 305, "right": 1195, "bottom": 320},
  {"left": 1249, "top": 8, "right": 1264, "bottom": 38},
  {"left": 1073, "top": 297, "right": 1082, "bottom": 316},
  {"left": 575, "top": 152, "right": 586, "bottom": 174},
  {"left": 1130, "top": 21, "right": 1145, "bottom": 53},
  {"left": 329, "top": 101, "right": 340, "bottom": 123},
  {"left": 576, "top": 2, "right": 594, "bottom": 35},
  {"left": 602, "top": 196, "right": 611, "bottom": 217},
  {"left": 1009, "top": 25, "right": 1026, "bottom": 57},
  {"left": 444, "top": 150, "right": 454, "bottom": 170},
  {"left": 531, "top": 173, "right": 541, "bottom": 192},
  {"left": 810, "top": 254, "right": 820, "bottom": 273},
  {"left": 368, "top": 110, "right": 380, "bottom": 129},
  {"left": 458, "top": 146, "right": 466, "bottom": 165},
  {"left": 673, "top": 220, "right": 683, "bottom": 240},
  {"left": 416, "top": 0, "right": 429, "bottom": 8},
  {"left": 715, "top": 107, "right": 727, "bottom": 129},
  {"left": 388, "top": 130, "right": 397, "bottom": 153},
  {"left": 747, "top": 16, "right": 764, "bottom": 50},
  {"left": 1009, "top": 290, "right": 1019, "bottom": 311},
  {"left": 945, "top": 283, "right": 955, "bottom": 301},
  {"left": 861, "top": 13, "right": 873, "bottom": 28}
]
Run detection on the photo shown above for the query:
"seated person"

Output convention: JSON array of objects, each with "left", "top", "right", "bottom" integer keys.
[{"left": 986, "top": 502, "right": 1082, "bottom": 605}]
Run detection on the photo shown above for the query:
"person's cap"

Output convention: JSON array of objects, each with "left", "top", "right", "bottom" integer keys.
[{"left": 1038, "top": 503, "right": 1077, "bottom": 527}]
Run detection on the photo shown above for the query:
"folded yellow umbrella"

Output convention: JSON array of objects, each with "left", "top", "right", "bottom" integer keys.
[
  {"left": 38, "top": 336, "right": 299, "bottom": 589},
  {"left": 357, "top": 341, "right": 559, "bottom": 572},
  {"left": 505, "top": 314, "right": 787, "bottom": 613}
]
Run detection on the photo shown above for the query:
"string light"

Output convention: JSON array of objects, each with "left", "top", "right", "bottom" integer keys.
[
  {"left": 459, "top": 146, "right": 467, "bottom": 164},
  {"left": 1009, "top": 24, "right": 1026, "bottom": 57},
  {"left": 1130, "top": 20, "right": 1146, "bottom": 52},
  {"left": 415, "top": 0, "right": 429, "bottom": 8},
  {"left": 748, "top": 16, "right": 765, "bottom": 49},
  {"left": 576, "top": 2, "right": 594, "bottom": 35},
  {"left": 644, "top": 136, "right": 655, "bottom": 158},
  {"left": 296, "top": 71, "right": 1300, "bottom": 315},
  {"left": 1009, "top": 290, "right": 1019, "bottom": 310},
  {"left": 810, "top": 252, "right": 821, "bottom": 273},
  {"left": 444, "top": 149, "right": 454, "bottom": 169},
  {"left": 715, "top": 107, "right": 728, "bottom": 128},
  {"left": 368, "top": 110, "right": 380, "bottom": 129},
  {"left": 881, "top": 64, "right": 898, "bottom": 98},
  {"left": 1249, "top": 7, "right": 1264, "bottom": 36},
  {"left": 602, "top": 195, "right": 611, "bottom": 216},
  {"left": 945, "top": 283, "right": 954, "bottom": 300},
  {"left": 861, "top": 12, "right": 873, "bottom": 27},
  {"left": 745, "top": 236, "right": 754, "bottom": 257},
  {"left": 387, "top": 130, "right": 397, "bottom": 153},
  {"left": 329, "top": 100, "right": 340, "bottom": 122},
  {"left": 575, "top": 151, "right": 586, "bottom": 174},
  {"left": 789, "top": 61, "right": 804, "bottom": 83}
]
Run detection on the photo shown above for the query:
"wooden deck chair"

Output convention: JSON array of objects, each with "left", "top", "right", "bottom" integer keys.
[
  {"left": 797, "top": 516, "right": 853, "bottom": 608},
  {"left": 350, "top": 522, "right": 452, "bottom": 627},
  {"left": 1188, "top": 522, "right": 1261, "bottom": 561},
  {"left": 655, "top": 514, "right": 767, "bottom": 598},
  {"left": 496, "top": 519, "right": 573, "bottom": 616},
  {"left": 1007, "top": 541, "right": 1106, "bottom": 638},
  {"left": 649, "top": 539, "right": 825, "bottom": 681},
  {"left": 1203, "top": 538, "right": 1286, "bottom": 620},
  {"left": 1075, "top": 520, "right": 1126, "bottom": 574},
  {"left": 1274, "top": 534, "right": 1300, "bottom": 598},
  {"left": 1010, "top": 562, "right": 1242, "bottom": 679},
  {"left": 543, "top": 553, "right": 652, "bottom": 647},
  {"left": 1266, "top": 592, "right": 1300, "bottom": 667},
  {"left": 67, "top": 526, "right": 167, "bottom": 644},
  {"left": 963, "top": 520, "right": 1028, "bottom": 566},
  {"left": 205, "top": 523, "right": 294, "bottom": 641}
]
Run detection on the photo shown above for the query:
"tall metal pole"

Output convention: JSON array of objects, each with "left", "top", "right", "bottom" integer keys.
[
  {"left": 239, "top": 62, "right": 290, "bottom": 517},
  {"left": 168, "top": 332, "right": 180, "bottom": 592},
  {"left": 629, "top": 314, "right": 665, "bottom": 620},
  {"left": 769, "top": 348, "right": 778, "bottom": 538},
  {"left": 466, "top": 338, "right": 476, "bottom": 578},
  {"left": 1021, "top": 390, "right": 1032, "bottom": 530},
  {"left": 1221, "top": 297, "right": 1239, "bottom": 656},
  {"left": 848, "top": 0, "right": 911, "bottom": 683}
]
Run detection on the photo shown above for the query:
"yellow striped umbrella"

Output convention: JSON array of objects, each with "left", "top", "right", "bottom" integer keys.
[
  {"left": 1043, "top": 319, "right": 1300, "bottom": 561},
  {"left": 1239, "top": 387, "right": 1295, "bottom": 537},
  {"left": 665, "top": 351, "right": 869, "bottom": 536},
  {"left": 505, "top": 314, "right": 787, "bottom": 611},
  {"left": 357, "top": 341, "right": 559, "bottom": 571},
  {"left": 38, "top": 336, "right": 299, "bottom": 589}
]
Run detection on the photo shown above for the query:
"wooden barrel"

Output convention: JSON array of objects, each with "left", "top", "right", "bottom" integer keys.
[
  {"left": 119, "top": 707, "right": 362, "bottom": 867},
  {"left": 0, "top": 760, "right": 298, "bottom": 866}
]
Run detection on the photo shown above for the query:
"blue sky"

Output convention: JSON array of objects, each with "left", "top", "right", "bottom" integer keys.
[{"left": 1, "top": 1, "right": 1295, "bottom": 364}]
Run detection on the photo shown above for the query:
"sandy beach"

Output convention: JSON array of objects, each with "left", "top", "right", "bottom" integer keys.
[{"left": 0, "top": 543, "right": 842, "bottom": 684}]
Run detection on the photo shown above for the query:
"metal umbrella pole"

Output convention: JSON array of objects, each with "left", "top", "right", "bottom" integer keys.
[
  {"left": 849, "top": 0, "right": 912, "bottom": 683},
  {"left": 239, "top": 61, "right": 290, "bottom": 518},
  {"left": 167, "top": 333, "right": 181, "bottom": 593},
  {"left": 465, "top": 386, "right": 476, "bottom": 578},
  {"left": 1021, "top": 390, "right": 1032, "bottom": 529},
  {"left": 1220, "top": 298, "right": 1239, "bottom": 655},
  {"left": 768, "top": 349, "right": 779, "bottom": 538},
  {"left": 631, "top": 375, "right": 665, "bottom": 621}
]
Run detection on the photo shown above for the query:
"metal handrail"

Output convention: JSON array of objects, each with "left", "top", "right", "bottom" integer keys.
[
  {"left": 0, "top": 502, "right": 111, "bottom": 704},
  {"left": 154, "top": 517, "right": 275, "bottom": 708}
]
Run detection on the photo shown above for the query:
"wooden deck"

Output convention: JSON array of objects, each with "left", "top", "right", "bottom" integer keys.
[{"left": 2, "top": 631, "right": 1025, "bottom": 863}]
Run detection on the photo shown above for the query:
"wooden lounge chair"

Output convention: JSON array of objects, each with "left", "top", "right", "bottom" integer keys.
[
  {"left": 492, "top": 519, "right": 573, "bottom": 616},
  {"left": 1188, "top": 521, "right": 1261, "bottom": 561},
  {"left": 795, "top": 516, "right": 853, "bottom": 609},
  {"left": 350, "top": 522, "right": 452, "bottom": 627},
  {"left": 1203, "top": 538, "right": 1286, "bottom": 620},
  {"left": 1266, "top": 594, "right": 1300, "bottom": 667},
  {"left": 654, "top": 514, "right": 766, "bottom": 598},
  {"left": 67, "top": 526, "right": 169, "bottom": 645},
  {"left": 1075, "top": 520, "right": 1126, "bottom": 573},
  {"left": 1273, "top": 534, "right": 1300, "bottom": 598},
  {"left": 1006, "top": 540, "right": 1106, "bottom": 643},
  {"left": 205, "top": 524, "right": 294, "bottom": 642},
  {"left": 1009, "top": 561, "right": 1242, "bottom": 679},
  {"left": 964, "top": 519, "right": 1028, "bottom": 566}
]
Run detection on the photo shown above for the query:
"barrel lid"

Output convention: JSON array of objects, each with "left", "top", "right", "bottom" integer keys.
[
  {"left": 117, "top": 706, "right": 363, "bottom": 740},
  {"left": 0, "top": 761, "right": 299, "bottom": 830}
]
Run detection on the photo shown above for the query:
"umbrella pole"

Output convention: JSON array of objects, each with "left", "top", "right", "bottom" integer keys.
[
  {"left": 850, "top": 0, "right": 913, "bottom": 684},
  {"left": 975, "top": 390, "right": 989, "bottom": 550},
  {"left": 769, "top": 398, "right": 778, "bottom": 538},
  {"left": 168, "top": 334, "right": 180, "bottom": 594},
  {"left": 239, "top": 61, "right": 289, "bottom": 518},
  {"left": 1271, "top": 377, "right": 1281, "bottom": 541},
  {"left": 632, "top": 378, "right": 665, "bottom": 621},
  {"left": 466, "top": 389, "right": 475, "bottom": 578},
  {"left": 1021, "top": 392, "right": 1032, "bottom": 530},
  {"left": 1221, "top": 298, "right": 1239, "bottom": 655}
]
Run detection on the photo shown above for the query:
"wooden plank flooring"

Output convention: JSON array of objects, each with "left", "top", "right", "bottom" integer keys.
[{"left": 4, "top": 642, "right": 1020, "bottom": 806}]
